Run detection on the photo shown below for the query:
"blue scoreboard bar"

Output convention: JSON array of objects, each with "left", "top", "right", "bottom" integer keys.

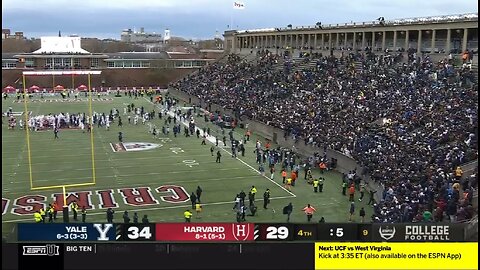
[{"left": 18, "top": 223, "right": 116, "bottom": 241}]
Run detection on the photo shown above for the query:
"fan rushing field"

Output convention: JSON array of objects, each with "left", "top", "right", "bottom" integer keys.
[{"left": 2, "top": 91, "right": 372, "bottom": 239}]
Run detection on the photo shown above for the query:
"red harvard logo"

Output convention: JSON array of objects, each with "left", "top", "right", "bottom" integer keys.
[{"left": 232, "top": 223, "right": 253, "bottom": 241}]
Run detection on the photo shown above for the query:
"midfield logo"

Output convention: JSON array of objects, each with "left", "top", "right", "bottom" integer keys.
[{"left": 110, "top": 142, "right": 160, "bottom": 152}]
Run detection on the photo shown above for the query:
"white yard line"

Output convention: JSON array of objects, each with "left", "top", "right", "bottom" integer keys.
[
  {"left": 8, "top": 159, "right": 236, "bottom": 176},
  {"left": 4, "top": 175, "right": 257, "bottom": 195},
  {"left": 2, "top": 153, "right": 214, "bottom": 162},
  {"left": 96, "top": 130, "right": 123, "bottom": 184}
]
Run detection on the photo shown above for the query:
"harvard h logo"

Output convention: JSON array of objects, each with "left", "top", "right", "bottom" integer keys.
[{"left": 232, "top": 224, "right": 250, "bottom": 241}]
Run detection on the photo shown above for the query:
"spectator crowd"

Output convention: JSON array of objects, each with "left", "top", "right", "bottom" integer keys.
[{"left": 171, "top": 50, "right": 478, "bottom": 223}]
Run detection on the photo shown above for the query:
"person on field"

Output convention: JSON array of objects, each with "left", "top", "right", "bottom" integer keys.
[
  {"left": 123, "top": 211, "right": 130, "bottom": 223},
  {"left": 190, "top": 192, "right": 197, "bottom": 209},
  {"left": 184, "top": 209, "right": 193, "bottom": 222},
  {"left": 39, "top": 208, "right": 46, "bottom": 223},
  {"left": 106, "top": 208, "right": 115, "bottom": 223},
  {"left": 302, "top": 204, "right": 316, "bottom": 222},
  {"left": 196, "top": 186, "right": 203, "bottom": 203},
  {"left": 47, "top": 205, "right": 54, "bottom": 223},
  {"left": 349, "top": 202, "right": 355, "bottom": 222},
  {"left": 133, "top": 212, "right": 139, "bottom": 223},
  {"left": 195, "top": 203, "right": 202, "bottom": 218},
  {"left": 54, "top": 127, "right": 59, "bottom": 139},
  {"left": 81, "top": 206, "right": 87, "bottom": 223},
  {"left": 359, "top": 207, "right": 366, "bottom": 223},
  {"left": 349, "top": 184, "right": 355, "bottom": 202},
  {"left": 34, "top": 210, "right": 42, "bottom": 223},
  {"left": 313, "top": 178, "right": 319, "bottom": 192},
  {"left": 52, "top": 202, "right": 58, "bottom": 220},
  {"left": 283, "top": 202, "right": 293, "bottom": 222},
  {"left": 70, "top": 202, "right": 79, "bottom": 221},
  {"left": 319, "top": 177, "right": 324, "bottom": 192},
  {"left": 281, "top": 169, "right": 287, "bottom": 184},
  {"left": 263, "top": 189, "right": 271, "bottom": 209},
  {"left": 284, "top": 177, "right": 292, "bottom": 191}
]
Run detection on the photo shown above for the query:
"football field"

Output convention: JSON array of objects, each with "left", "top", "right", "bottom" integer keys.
[{"left": 2, "top": 92, "right": 372, "bottom": 239}]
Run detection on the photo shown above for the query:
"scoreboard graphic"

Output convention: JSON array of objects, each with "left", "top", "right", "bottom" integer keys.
[
  {"left": 9, "top": 223, "right": 477, "bottom": 270},
  {"left": 17, "top": 222, "right": 468, "bottom": 242}
]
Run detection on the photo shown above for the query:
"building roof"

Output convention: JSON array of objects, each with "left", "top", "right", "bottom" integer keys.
[
  {"left": 12, "top": 53, "right": 108, "bottom": 58},
  {"left": 32, "top": 37, "right": 90, "bottom": 54},
  {"left": 199, "top": 49, "right": 225, "bottom": 53},
  {"left": 235, "top": 12, "right": 478, "bottom": 34},
  {"left": 167, "top": 52, "right": 201, "bottom": 59},
  {"left": 104, "top": 52, "right": 169, "bottom": 60},
  {"left": 2, "top": 53, "right": 18, "bottom": 60}
]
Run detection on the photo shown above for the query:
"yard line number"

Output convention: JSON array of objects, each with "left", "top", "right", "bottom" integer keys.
[
  {"left": 170, "top": 147, "right": 184, "bottom": 154},
  {"left": 182, "top": 160, "right": 199, "bottom": 168}
]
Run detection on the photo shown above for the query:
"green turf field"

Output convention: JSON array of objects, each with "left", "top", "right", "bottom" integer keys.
[{"left": 2, "top": 92, "right": 372, "bottom": 239}]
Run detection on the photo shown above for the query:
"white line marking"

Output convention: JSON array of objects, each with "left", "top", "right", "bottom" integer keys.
[
  {"left": 109, "top": 143, "right": 116, "bottom": 152},
  {"left": 96, "top": 129, "right": 122, "bottom": 184},
  {"left": 8, "top": 160, "right": 235, "bottom": 177},
  {"left": 2, "top": 153, "right": 215, "bottom": 164},
  {"left": 3, "top": 174, "right": 258, "bottom": 193}
]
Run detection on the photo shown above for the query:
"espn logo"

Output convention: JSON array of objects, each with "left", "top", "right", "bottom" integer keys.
[{"left": 23, "top": 245, "right": 60, "bottom": 256}]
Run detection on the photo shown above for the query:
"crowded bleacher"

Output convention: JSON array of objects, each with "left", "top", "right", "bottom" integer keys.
[{"left": 171, "top": 50, "right": 478, "bottom": 223}]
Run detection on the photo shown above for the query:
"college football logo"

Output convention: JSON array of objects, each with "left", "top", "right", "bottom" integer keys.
[{"left": 378, "top": 226, "right": 396, "bottom": 241}]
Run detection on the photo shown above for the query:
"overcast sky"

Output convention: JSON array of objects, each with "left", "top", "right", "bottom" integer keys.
[{"left": 2, "top": 0, "right": 478, "bottom": 40}]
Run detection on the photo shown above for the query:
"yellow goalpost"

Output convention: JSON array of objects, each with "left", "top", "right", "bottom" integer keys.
[{"left": 22, "top": 70, "right": 101, "bottom": 204}]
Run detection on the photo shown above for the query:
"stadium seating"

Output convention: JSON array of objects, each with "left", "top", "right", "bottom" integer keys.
[{"left": 172, "top": 50, "right": 478, "bottom": 223}]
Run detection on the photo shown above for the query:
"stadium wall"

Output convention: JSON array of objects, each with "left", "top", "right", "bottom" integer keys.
[
  {"left": 2, "top": 68, "right": 194, "bottom": 89},
  {"left": 224, "top": 18, "right": 478, "bottom": 55}
]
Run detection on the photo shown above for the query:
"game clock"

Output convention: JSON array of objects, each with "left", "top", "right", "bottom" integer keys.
[{"left": 317, "top": 223, "right": 371, "bottom": 241}]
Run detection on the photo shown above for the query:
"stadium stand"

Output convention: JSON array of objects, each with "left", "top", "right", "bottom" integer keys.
[{"left": 171, "top": 49, "right": 478, "bottom": 223}]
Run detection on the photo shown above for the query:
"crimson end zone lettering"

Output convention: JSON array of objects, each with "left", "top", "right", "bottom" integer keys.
[{"left": 155, "top": 223, "right": 254, "bottom": 241}]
